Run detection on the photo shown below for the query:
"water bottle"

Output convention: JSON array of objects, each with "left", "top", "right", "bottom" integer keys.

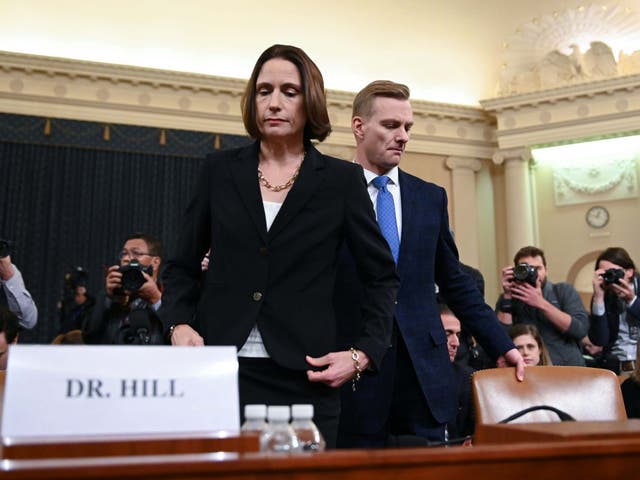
[
  {"left": 241, "top": 404, "right": 268, "bottom": 450},
  {"left": 262, "top": 405, "right": 299, "bottom": 453},
  {"left": 290, "top": 404, "right": 326, "bottom": 452}
]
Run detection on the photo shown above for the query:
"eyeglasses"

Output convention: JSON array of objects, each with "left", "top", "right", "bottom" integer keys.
[{"left": 118, "top": 250, "right": 155, "bottom": 260}]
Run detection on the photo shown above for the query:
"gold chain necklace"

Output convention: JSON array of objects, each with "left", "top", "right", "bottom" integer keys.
[{"left": 257, "top": 152, "right": 305, "bottom": 192}]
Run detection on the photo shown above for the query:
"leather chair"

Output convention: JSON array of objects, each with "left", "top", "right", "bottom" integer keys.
[{"left": 472, "top": 366, "right": 627, "bottom": 425}]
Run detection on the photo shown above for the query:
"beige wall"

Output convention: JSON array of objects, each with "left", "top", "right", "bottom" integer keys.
[
  {"left": 533, "top": 159, "right": 640, "bottom": 301},
  {"left": 6, "top": 51, "right": 640, "bottom": 311}
]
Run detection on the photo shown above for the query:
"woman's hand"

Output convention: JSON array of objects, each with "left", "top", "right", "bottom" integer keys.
[
  {"left": 170, "top": 324, "right": 204, "bottom": 346},
  {"left": 305, "top": 350, "right": 370, "bottom": 388}
]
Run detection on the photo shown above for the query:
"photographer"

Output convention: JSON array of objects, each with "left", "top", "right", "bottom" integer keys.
[
  {"left": 82, "top": 233, "right": 164, "bottom": 345},
  {"left": 0, "top": 238, "right": 37, "bottom": 330},
  {"left": 496, "top": 246, "right": 588, "bottom": 366},
  {"left": 0, "top": 306, "right": 19, "bottom": 370},
  {"left": 587, "top": 247, "right": 639, "bottom": 375},
  {"left": 57, "top": 266, "right": 95, "bottom": 334}
]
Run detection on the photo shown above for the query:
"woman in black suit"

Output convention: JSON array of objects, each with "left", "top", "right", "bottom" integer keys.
[{"left": 159, "top": 45, "right": 399, "bottom": 447}]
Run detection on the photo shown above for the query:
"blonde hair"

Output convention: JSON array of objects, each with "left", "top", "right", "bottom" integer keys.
[{"left": 352, "top": 80, "right": 410, "bottom": 120}]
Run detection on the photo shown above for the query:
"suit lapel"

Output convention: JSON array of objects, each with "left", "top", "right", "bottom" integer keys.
[
  {"left": 398, "top": 169, "right": 418, "bottom": 272},
  {"left": 268, "top": 144, "right": 325, "bottom": 239},
  {"left": 229, "top": 142, "right": 268, "bottom": 242}
]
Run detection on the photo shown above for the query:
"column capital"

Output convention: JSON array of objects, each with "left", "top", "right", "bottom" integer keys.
[
  {"left": 445, "top": 156, "right": 482, "bottom": 172},
  {"left": 492, "top": 147, "right": 532, "bottom": 165}
]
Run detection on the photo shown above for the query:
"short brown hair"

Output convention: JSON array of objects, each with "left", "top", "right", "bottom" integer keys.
[
  {"left": 241, "top": 44, "right": 331, "bottom": 143},
  {"left": 514, "top": 246, "right": 546, "bottom": 267},
  {"left": 352, "top": 80, "right": 410, "bottom": 119}
]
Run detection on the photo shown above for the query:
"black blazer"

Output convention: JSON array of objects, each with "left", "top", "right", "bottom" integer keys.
[{"left": 159, "top": 141, "right": 399, "bottom": 371}]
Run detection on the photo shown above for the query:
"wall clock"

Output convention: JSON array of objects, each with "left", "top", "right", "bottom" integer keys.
[{"left": 585, "top": 205, "right": 609, "bottom": 229}]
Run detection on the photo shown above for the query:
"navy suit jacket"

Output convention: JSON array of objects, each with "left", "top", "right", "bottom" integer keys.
[
  {"left": 159, "top": 141, "right": 399, "bottom": 371},
  {"left": 336, "top": 169, "right": 514, "bottom": 432}
]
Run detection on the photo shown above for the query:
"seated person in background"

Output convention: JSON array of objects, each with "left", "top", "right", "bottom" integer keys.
[
  {"left": 587, "top": 247, "right": 639, "bottom": 376},
  {"left": 0, "top": 240, "right": 37, "bottom": 330},
  {"left": 83, "top": 233, "right": 164, "bottom": 345},
  {"left": 620, "top": 342, "right": 640, "bottom": 418},
  {"left": 496, "top": 246, "right": 589, "bottom": 366},
  {"left": 57, "top": 266, "right": 95, "bottom": 334},
  {"left": 446, "top": 263, "right": 494, "bottom": 371},
  {"left": 440, "top": 303, "right": 475, "bottom": 441},
  {"left": 508, "top": 324, "right": 552, "bottom": 366},
  {"left": 0, "top": 306, "right": 19, "bottom": 370}
]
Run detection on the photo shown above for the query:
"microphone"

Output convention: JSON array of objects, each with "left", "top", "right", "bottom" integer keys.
[{"left": 128, "top": 309, "right": 151, "bottom": 345}]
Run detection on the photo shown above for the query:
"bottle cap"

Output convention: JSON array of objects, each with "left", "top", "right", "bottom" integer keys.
[
  {"left": 244, "top": 404, "right": 267, "bottom": 419},
  {"left": 291, "top": 404, "right": 314, "bottom": 419},
  {"left": 267, "top": 405, "right": 290, "bottom": 422}
]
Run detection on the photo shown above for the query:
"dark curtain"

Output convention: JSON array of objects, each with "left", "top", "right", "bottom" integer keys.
[{"left": 0, "top": 141, "right": 205, "bottom": 343}]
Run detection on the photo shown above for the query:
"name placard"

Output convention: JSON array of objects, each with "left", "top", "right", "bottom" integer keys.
[{"left": 1, "top": 345, "right": 239, "bottom": 440}]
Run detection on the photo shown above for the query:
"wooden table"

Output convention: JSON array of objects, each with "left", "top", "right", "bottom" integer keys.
[
  {"left": 1, "top": 435, "right": 639, "bottom": 479},
  {"left": 475, "top": 418, "right": 640, "bottom": 444},
  {"left": 3, "top": 419, "right": 640, "bottom": 479}
]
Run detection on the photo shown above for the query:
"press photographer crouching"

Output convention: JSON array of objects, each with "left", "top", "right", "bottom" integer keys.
[
  {"left": 82, "top": 233, "right": 164, "bottom": 345},
  {"left": 587, "top": 247, "right": 639, "bottom": 375},
  {"left": 0, "top": 238, "right": 37, "bottom": 330}
]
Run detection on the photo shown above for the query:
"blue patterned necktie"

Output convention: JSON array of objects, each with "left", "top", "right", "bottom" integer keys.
[{"left": 372, "top": 175, "right": 399, "bottom": 264}]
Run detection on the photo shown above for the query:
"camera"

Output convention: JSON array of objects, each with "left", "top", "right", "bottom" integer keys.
[
  {"left": 119, "top": 260, "right": 153, "bottom": 292},
  {"left": 0, "top": 238, "right": 15, "bottom": 259},
  {"left": 513, "top": 263, "right": 538, "bottom": 286},
  {"left": 602, "top": 268, "right": 624, "bottom": 285}
]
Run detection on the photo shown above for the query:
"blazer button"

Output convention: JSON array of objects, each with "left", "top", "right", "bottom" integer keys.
[
  {"left": 252, "top": 291, "right": 263, "bottom": 301},
  {"left": 259, "top": 247, "right": 269, "bottom": 257}
]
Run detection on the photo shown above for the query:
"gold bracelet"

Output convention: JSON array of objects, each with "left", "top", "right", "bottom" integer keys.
[
  {"left": 350, "top": 347, "right": 362, "bottom": 392},
  {"left": 168, "top": 324, "right": 178, "bottom": 343}
]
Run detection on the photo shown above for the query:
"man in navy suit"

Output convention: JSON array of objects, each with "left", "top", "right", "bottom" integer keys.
[{"left": 336, "top": 80, "right": 525, "bottom": 447}]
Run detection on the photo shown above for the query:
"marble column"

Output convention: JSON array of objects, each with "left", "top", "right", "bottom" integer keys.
[
  {"left": 445, "top": 156, "right": 483, "bottom": 267},
  {"left": 493, "top": 147, "right": 535, "bottom": 257}
]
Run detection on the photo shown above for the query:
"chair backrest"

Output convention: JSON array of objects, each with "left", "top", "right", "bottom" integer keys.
[{"left": 472, "top": 366, "right": 627, "bottom": 425}]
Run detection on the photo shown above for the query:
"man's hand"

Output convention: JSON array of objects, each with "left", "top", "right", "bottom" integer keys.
[
  {"left": 496, "top": 348, "right": 525, "bottom": 381},
  {"left": 582, "top": 336, "right": 603, "bottom": 355},
  {"left": 510, "top": 281, "right": 544, "bottom": 309},
  {"left": 500, "top": 266, "right": 516, "bottom": 297},
  {"left": 170, "top": 324, "right": 204, "bottom": 346},
  {"left": 136, "top": 271, "right": 162, "bottom": 305},
  {"left": 0, "top": 255, "right": 15, "bottom": 281},
  {"left": 306, "top": 350, "right": 370, "bottom": 388},
  {"left": 104, "top": 265, "right": 123, "bottom": 298},
  {"left": 201, "top": 250, "right": 211, "bottom": 272}
]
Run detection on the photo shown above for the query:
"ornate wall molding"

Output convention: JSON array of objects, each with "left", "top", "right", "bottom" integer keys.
[
  {"left": 445, "top": 156, "right": 482, "bottom": 172},
  {"left": 553, "top": 157, "right": 638, "bottom": 206},
  {"left": 492, "top": 147, "right": 532, "bottom": 165},
  {"left": 0, "top": 51, "right": 496, "bottom": 160},
  {"left": 498, "top": 4, "right": 640, "bottom": 96},
  {"left": 481, "top": 74, "right": 640, "bottom": 149}
]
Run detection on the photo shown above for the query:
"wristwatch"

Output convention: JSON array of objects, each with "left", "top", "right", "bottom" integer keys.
[{"left": 497, "top": 297, "right": 512, "bottom": 313}]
